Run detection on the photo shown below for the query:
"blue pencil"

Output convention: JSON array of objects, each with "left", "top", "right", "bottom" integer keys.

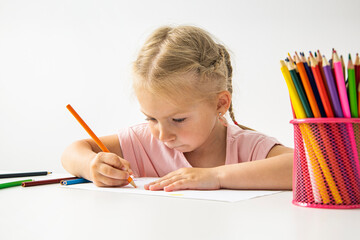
[{"left": 60, "top": 178, "right": 91, "bottom": 185}]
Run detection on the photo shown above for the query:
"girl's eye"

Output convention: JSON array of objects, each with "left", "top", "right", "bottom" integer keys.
[
  {"left": 145, "top": 117, "right": 157, "bottom": 122},
  {"left": 172, "top": 118, "right": 186, "bottom": 123}
]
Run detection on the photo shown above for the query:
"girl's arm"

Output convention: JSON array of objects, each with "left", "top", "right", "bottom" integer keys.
[
  {"left": 61, "top": 134, "right": 132, "bottom": 186},
  {"left": 217, "top": 145, "right": 293, "bottom": 190},
  {"left": 145, "top": 144, "right": 293, "bottom": 191}
]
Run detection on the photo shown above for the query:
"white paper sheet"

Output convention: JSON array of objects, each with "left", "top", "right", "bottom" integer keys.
[{"left": 62, "top": 177, "right": 281, "bottom": 202}]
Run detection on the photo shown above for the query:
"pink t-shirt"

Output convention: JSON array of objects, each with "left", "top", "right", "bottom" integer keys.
[{"left": 118, "top": 123, "right": 280, "bottom": 177}]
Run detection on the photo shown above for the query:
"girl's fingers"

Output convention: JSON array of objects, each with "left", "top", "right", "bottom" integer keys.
[
  {"left": 98, "top": 163, "right": 129, "bottom": 180},
  {"left": 93, "top": 173, "right": 129, "bottom": 187},
  {"left": 120, "top": 159, "right": 134, "bottom": 175},
  {"left": 164, "top": 179, "right": 190, "bottom": 192},
  {"left": 97, "top": 152, "right": 134, "bottom": 177},
  {"left": 147, "top": 175, "right": 183, "bottom": 191}
]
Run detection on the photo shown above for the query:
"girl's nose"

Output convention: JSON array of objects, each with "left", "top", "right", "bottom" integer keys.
[{"left": 158, "top": 124, "right": 175, "bottom": 142}]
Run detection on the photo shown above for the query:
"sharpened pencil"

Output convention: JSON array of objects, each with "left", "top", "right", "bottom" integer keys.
[
  {"left": 61, "top": 178, "right": 91, "bottom": 185},
  {"left": 0, "top": 179, "right": 33, "bottom": 189},
  {"left": 295, "top": 53, "right": 321, "bottom": 117},
  {"left": 66, "top": 104, "right": 137, "bottom": 188},
  {"left": 348, "top": 54, "right": 358, "bottom": 117},
  {"left": 22, "top": 177, "right": 78, "bottom": 187},
  {"left": 0, "top": 171, "right": 51, "bottom": 179}
]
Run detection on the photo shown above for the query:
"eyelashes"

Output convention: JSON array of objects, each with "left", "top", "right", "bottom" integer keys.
[
  {"left": 172, "top": 118, "right": 186, "bottom": 123},
  {"left": 145, "top": 117, "right": 186, "bottom": 123},
  {"left": 145, "top": 117, "right": 156, "bottom": 122}
]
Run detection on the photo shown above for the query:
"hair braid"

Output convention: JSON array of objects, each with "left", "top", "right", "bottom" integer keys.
[{"left": 219, "top": 44, "right": 254, "bottom": 131}]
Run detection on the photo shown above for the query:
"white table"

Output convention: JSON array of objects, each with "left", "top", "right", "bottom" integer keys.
[{"left": 1, "top": 174, "right": 359, "bottom": 240}]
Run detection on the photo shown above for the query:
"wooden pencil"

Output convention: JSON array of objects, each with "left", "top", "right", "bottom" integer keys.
[
  {"left": 22, "top": 177, "right": 78, "bottom": 187},
  {"left": 355, "top": 53, "right": 360, "bottom": 90},
  {"left": 333, "top": 51, "right": 351, "bottom": 118},
  {"left": 348, "top": 54, "right": 358, "bottom": 117},
  {"left": 301, "top": 52, "right": 326, "bottom": 117},
  {"left": 295, "top": 53, "right": 321, "bottom": 117},
  {"left": 286, "top": 60, "right": 313, "bottom": 118},
  {"left": 0, "top": 179, "right": 33, "bottom": 189},
  {"left": 322, "top": 56, "right": 343, "bottom": 117},
  {"left": 309, "top": 56, "right": 334, "bottom": 117},
  {"left": 0, "top": 171, "right": 51, "bottom": 179},
  {"left": 66, "top": 104, "right": 137, "bottom": 188}
]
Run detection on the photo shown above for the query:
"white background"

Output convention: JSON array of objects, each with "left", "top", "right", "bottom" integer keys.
[{"left": 1, "top": 0, "right": 359, "bottom": 172}]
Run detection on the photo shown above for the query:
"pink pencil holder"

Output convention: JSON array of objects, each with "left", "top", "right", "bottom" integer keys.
[{"left": 291, "top": 118, "right": 360, "bottom": 209}]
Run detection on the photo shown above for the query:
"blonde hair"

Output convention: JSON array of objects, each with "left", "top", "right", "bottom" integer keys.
[{"left": 132, "top": 25, "right": 251, "bottom": 130}]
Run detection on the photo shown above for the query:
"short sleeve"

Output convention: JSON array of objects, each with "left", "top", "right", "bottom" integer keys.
[{"left": 225, "top": 125, "right": 281, "bottom": 164}]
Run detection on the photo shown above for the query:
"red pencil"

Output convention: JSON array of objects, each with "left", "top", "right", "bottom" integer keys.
[
  {"left": 22, "top": 177, "right": 78, "bottom": 187},
  {"left": 310, "top": 55, "right": 334, "bottom": 117},
  {"left": 355, "top": 53, "right": 360, "bottom": 87}
]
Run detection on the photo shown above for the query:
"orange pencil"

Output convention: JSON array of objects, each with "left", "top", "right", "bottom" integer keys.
[
  {"left": 295, "top": 53, "right": 321, "bottom": 117},
  {"left": 66, "top": 104, "right": 137, "bottom": 188}
]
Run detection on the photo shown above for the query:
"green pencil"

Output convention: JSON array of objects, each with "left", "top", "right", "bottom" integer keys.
[
  {"left": 286, "top": 59, "right": 314, "bottom": 118},
  {"left": 0, "top": 179, "right": 33, "bottom": 189},
  {"left": 348, "top": 54, "right": 358, "bottom": 117}
]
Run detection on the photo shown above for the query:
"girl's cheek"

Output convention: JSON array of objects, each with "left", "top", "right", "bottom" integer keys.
[{"left": 149, "top": 125, "right": 159, "bottom": 139}]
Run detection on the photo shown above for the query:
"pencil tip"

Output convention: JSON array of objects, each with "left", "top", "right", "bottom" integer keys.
[{"left": 349, "top": 53, "right": 352, "bottom": 60}]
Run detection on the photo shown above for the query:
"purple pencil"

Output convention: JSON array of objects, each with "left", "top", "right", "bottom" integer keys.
[{"left": 322, "top": 56, "right": 343, "bottom": 117}]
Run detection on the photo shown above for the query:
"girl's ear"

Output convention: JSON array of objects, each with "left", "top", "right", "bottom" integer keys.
[{"left": 216, "top": 91, "right": 231, "bottom": 113}]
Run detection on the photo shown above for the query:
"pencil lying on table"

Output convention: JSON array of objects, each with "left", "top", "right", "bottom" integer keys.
[
  {"left": 0, "top": 171, "right": 51, "bottom": 179},
  {"left": 66, "top": 104, "right": 137, "bottom": 188},
  {"left": 0, "top": 179, "right": 33, "bottom": 189},
  {"left": 22, "top": 177, "right": 78, "bottom": 187},
  {"left": 60, "top": 178, "right": 91, "bottom": 185}
]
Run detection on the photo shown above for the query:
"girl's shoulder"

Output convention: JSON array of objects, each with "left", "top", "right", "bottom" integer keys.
[
  {"left": 118, "top": 123, "right": 151, "bottom": 139},
  {"left": 226, "top": 124, "right": 281, "bottom": 146},
  {"left": 226, "top": 124, "right": 281, "bottom": 163}
]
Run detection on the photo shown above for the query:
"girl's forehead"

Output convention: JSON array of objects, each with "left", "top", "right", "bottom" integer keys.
[
  {"left": 138, "top": 91, "right": 193, "bottom": 112},
  {"left": 137, "top": 90, "right": 214, "bottom": 118}
]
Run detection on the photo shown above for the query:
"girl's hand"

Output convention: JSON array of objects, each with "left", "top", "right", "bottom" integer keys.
[
  {"left": 89, "top": 152, "right": 134, "bottom": 187},
  {"left": 144, "top": 167, "right": 221, "bottom": 192}
]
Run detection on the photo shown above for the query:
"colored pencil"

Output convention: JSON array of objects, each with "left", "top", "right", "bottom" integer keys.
[
  {"left": 340, "top": 54, "right": 346, "bottom": 81},
  {"left": 333, "top": 51, "right": 351, "bottom": 118},
  {"left": 358, "top": 81, "right": 360, "bottom": 116},
  {"left": 22, "top": 177, "right": 78, "bottom": 187},
  {"left": 295, "top": 54, "right": 321, "bottom": 117},
  {"left": 301, "top": 52, "right": 326, "bottom": 117},
  {"left": 286, "top": 59, "right": 313, "bottom": 118},
  {"left": 0, "top": 179, "right": 33, "bottom": 189},
  {"left": 355, "top": 53, "right": 360, "bottom": 87},
  {"left": 61, "top": 178, "right": 91, "bottom": 185},
  {"left": 281, "top": 60, "right": 319, "bottom": 202},
  {"left": 282, "top": 59, "right": 335, "bottom": 203},
  {"left": 348, "top": 54, "right": 358, "bottom": 118},
  {"left": 280, "top": 60, "right": 306, "bottom": 119},
  {"left": 0, "top": 171, "right": 51, "bottom": 179},
  {"left": 66, "top": 104, "right": 137, "bottom": 188},
  {"left": 322, "top": 56, "right": 343, "bottom": 117},
  {"left": 316, "top": 50, "right": 330, "bottom": 98},
  {"left": 310, "top": 56, "right": 334, "bottom": 117}
]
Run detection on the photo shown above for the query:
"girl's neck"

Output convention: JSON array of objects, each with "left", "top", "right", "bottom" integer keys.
[{"left": 184, "top": 122, "right": 227, "bottom": 168}]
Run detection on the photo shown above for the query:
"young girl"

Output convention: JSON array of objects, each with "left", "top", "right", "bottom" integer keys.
[{"left": 61, "top": 25, "right": 293, "bottom": 192}]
